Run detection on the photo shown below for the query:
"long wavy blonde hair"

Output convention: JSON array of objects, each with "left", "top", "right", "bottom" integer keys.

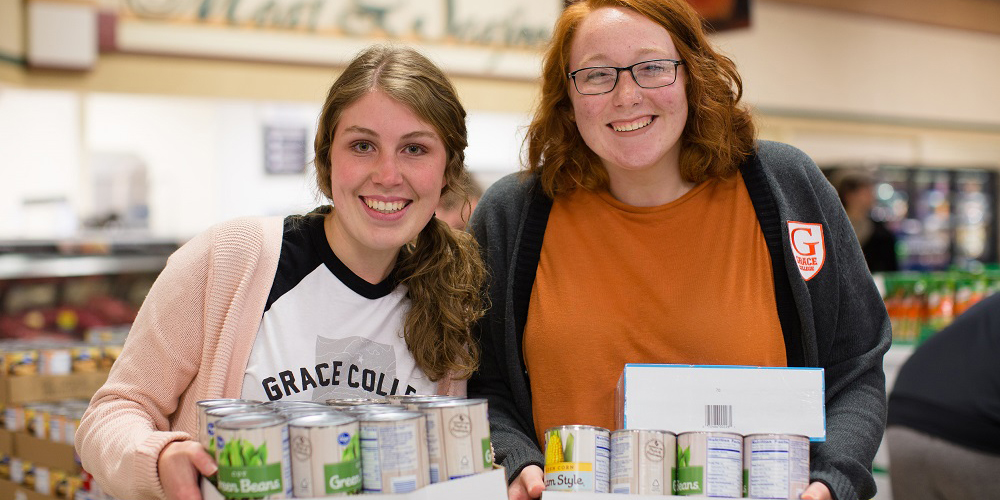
[{"left": 313, "top": 44, "right": 487, "bottom": 381}]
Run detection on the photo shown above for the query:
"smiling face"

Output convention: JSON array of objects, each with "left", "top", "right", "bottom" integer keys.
[
  {"left": 568, "top": 6, "right": 688, "bottom": 184},
  {"left": 327, "top": 90, "right": 447, "bottom": 270}
]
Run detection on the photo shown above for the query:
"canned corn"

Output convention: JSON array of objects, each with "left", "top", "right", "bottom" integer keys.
[{"left": 543, "top": 425, "right": 611, "bottom": 493}]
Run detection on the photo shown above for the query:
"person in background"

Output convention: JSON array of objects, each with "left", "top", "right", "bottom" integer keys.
[
  {"left": 75, "top": 44, "right": 486, "bottom": 500},
  {"left": 467, "top": 1, "right": 890, "bottom": 500},
  {"left": 886, "top": 291, "right": 1000, "bottom": 499},
  {"left": 436, "top": 171, "right": 484, "bottom": 231},
  {"left": 833, "top": 169, "right": 899, "bottom": 273}
]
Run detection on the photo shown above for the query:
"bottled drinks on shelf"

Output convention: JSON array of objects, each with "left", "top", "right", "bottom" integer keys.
[{"left": 882, "top": 270, "right": 1000, "bottom": 344}]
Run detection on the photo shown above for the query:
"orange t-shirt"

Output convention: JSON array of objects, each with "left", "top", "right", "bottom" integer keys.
[{"left": 523, "top": 172, "right": 786, "bottom": 446}]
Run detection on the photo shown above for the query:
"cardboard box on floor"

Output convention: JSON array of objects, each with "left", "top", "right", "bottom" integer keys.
[
  {"left": 616, "top": 364, "right": 825, "bottom": 441},
  {"left": 13, "top": 433, "right": 79, "bottom": 474},
  {"left": 0, "top": 372, "right": 109, "bottom": 406},
  {"left": 0, "top": 479, "right": 16, "bottom": 500},
  {"left": 201, "top": 468, "right": 508, "bottom": 500},
  {"left": 0, "top": 429, "right": 13, "bottom": 456}
]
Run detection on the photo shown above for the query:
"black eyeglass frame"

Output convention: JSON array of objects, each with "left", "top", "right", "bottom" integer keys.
[{"left": 567, "top": 59, "right": 684, "bottom": 95}]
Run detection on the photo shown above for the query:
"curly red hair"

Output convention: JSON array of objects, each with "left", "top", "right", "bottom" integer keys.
[{"left": 526, "top": 0, "right": 756, "bottom": 198}]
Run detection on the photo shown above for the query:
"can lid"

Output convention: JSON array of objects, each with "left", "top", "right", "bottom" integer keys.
[
  {"left": 276, "top": 406, "right": 342, "bottom": 417},
  {"left": 743, "top": 433, "right": 809, "bottom": 440},
  {"left": 611, "top": 428, "right": 676, "bottom": 436},
  {"left": 545, "top": 425, "right": 611, "bottom": 434},
  {"left": 388, "top": 395, "right": 464, "bottom": 403},
  {"left": 288, "top": 412, "right": 357, "bottom": 427},
  {"left": 357, "top": 410, "right": 425, "bottom": 422},
  {"left": 412, "top": 398, "right": 487, "bottom": 409},
  {"left": 197, "top": 399, "right": 261, "bottom": 408},
  {"left": 261, "top": 400, "right": 328, "bottom": 408},
  {"left": 206, "top": 405, "right": 273, "bottom": 418},
  {"left": 216, "top": 412, "right": 287, "bottom": 430},
  {"left": 341, "top": 404, "right": 408, "bottom": 415},
  {"left": 325, "top": 398, "right": 389, "bottom": 406},
  {"left": 678, "top": 431, "right": 743, "bottom": 438}
]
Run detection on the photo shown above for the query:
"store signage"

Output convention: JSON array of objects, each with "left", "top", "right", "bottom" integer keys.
[{"left": 109, "top": 0, "right": 560, "bottom": 79}]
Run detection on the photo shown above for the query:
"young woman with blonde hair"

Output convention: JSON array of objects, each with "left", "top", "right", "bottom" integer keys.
[{"left": 77, "top": 44, "right": 486, "bottom": 500}]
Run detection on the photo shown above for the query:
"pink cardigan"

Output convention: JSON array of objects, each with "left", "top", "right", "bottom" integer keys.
[{"left": 75, "top": 217, "right": 464, "bottom": 500}]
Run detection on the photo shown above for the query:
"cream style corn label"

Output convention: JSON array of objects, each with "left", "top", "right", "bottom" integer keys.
[{"left": 543, "top": 426, "right": 610, "bottom": 492}]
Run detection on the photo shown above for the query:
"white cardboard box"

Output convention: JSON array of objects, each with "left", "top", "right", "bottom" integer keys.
[
  {"left": 543, "top": 493, "right": 720, "bottom": 499},
  {"left": 201, "top": 468, "right": 508, "bottom": 500},
  {"left": 616, "top": 364, "right": 825, "bottom": 441}
]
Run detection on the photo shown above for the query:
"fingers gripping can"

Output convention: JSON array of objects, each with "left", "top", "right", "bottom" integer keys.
[
  {"left": 543, "top": 425, "right": 611, "bottom": 493},
  {"left": 415, "top": 399, "right": 492, "bottom": 483},
  {"left": 214, "top": 413, "right": 292, "bottom": 499},
  {"left": 359, "top": 411, "right": 431, "bottom": 494},
  {"left": 675, "top": 432, "right": 743, "bottom": 498},
  {"left": 610, "top": 429, "right": 676, "bottom": 495},
  {"left": 743, "top": 434, "right": 810, "bottom": 499},
  {"left": 288, "top": 413, "right": 362, "bottom": 497}
]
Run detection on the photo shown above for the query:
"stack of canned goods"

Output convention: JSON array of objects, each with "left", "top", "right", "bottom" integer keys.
[
  {"left": 197, "top": 394, "right": 493, "bottom": 499},
  {"left": 2, "top": 399, "right": 90, "bottom": 443},
  {"left": 1, "top": 340, "right": 124, "bottom": 376},
  {"left": 544, "top": 425, "right": 810, "bottom": 499}
]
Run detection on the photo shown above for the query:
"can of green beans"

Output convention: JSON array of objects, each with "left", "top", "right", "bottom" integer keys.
[
  {"left": 288, "top": 413, "right": 361, "bottom": 497},
  {"left": 214, "top": 413, "right": 292, "bottom": 499}
]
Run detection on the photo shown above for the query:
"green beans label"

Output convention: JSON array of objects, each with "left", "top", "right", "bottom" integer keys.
[
  {"left": 217, "top": 463, "right": 283, "bottom": 497},
  {"left": 323, "top": 458, "right": 362, "bottom": 494},
  {"left": 482, "top": 438, "right": 493, "bottom": 469},
  {"left": 673, "top": 466, "right": 703, "bottom": 495}
]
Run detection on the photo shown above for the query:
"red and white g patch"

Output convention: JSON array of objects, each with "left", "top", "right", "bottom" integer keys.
[{"left": 788, "top": 221, "right": 825, "bottom": 281}]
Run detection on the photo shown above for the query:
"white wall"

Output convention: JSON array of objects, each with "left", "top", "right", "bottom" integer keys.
[
  {"left": 0, "top": 87, "right": 80, "bottom": 239},
  {"left": 0, "top": 89, "right": 529, "bottom": 240},
  {"left": 85, "top": 94, "right": 322, "bottom": 239},
  {"left": 715, "top": 1, "right": 1000, "bottom": 128}
]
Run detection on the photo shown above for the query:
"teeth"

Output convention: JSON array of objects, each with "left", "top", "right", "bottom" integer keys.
[
  {"left": 364, "top": 198, "right": 406, "bottom": 213},
  {"left": 612, "top": 117, "right": 653, "bottom": 132}
]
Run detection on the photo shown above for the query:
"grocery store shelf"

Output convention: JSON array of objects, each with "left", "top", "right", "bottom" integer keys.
[{"left": 0, "top": 254, "right": 167, "bottom": 280}]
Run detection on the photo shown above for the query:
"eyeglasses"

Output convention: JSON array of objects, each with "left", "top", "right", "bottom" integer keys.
[{"left": 568, "top": 59, "right": 684, "bottom": 95}]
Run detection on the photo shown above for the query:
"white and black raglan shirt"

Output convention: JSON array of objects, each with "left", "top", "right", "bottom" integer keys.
[{"left": 241, "top": 211, "right": 435, "bottom": 402}]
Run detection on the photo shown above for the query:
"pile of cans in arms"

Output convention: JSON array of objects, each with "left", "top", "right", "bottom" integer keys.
[
  {"left": 199, "top": 395, "right": 493, "bottom": 498},
  {"left": 2, "top": 341, "right": 122, "bottom": 376},
  {"left": 544, "top": 426, "right": 810, "bottom": 499}
]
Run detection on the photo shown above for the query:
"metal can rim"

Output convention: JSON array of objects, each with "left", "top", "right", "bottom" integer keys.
[
  {"left": 287, "top": 413, "right": 358, "bottom": 427},
  {"left": 545, "top": 424, "right": 611, "bottom": 434},
  {"left": 215, "top": 412, "right": 287, "bottom": 429},
  {"left": 357, "top": 410, "right": 425, "bottom": 422}
]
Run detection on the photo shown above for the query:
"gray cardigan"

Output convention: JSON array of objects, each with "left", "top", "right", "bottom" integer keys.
[{"left": 467, "top": 141, "right": 890, "bottom": 500}]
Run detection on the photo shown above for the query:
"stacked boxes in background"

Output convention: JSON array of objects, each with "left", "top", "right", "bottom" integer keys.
[{"left": 0, "top": 343, "right": 114, "bottom": 500}]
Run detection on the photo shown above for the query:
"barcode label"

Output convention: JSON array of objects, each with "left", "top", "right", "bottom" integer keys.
[
  {"left": 391, "top": 476, "right": 418, "bottom": 493},
  {"left": 705, "top": 405, "right": 733, "bottom": 428}
]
